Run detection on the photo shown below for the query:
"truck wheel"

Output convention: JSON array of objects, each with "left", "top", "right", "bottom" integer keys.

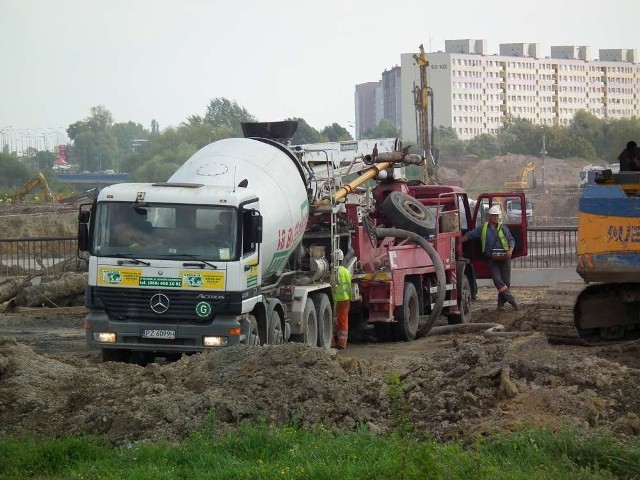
[
  {"left": 382, "top": 191, "right": 436, "bottom": 237},
  {"left": 312, "top": 293, "right": 333, "bottom": 348},
  {"left": 243, "top": 315, "right": 261, "bottom": 346},
  {"left": 447, "top": 275, "right": 471, "bottom": 325},
  {"left": 291, "top": 299, "right": 318, "bottom": 346},
  {"left": 447, "top": 275, "right": 472, "bottom": 325},
  {"left": 100, "top": 348, "right": 129, "bottom": 363},
  {"left": 392, "top": 282, "right": 420, "bottom": 341},
  {"left": 267, "top": 309, "right": 284, "bottom": 345}
]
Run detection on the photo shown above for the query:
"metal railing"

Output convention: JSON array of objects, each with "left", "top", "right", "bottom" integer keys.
[
  {"left": 0, "top": 236, "right": 80, "bottom": 277},
  {"left": 0, "top": 227, "right": 580, "bottom": 277},
  {"left": 512, "top": 226, "right": 578, "bottom": 269}
]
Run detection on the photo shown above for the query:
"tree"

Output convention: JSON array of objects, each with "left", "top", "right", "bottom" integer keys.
[
  {"left": 289, "top": 118, "right": 325, "bottom": 144},
  {"left": 466, "top": 134, "right": 500, "bottom": 159},
  {"left": 67, "top": 106, "right": 120, "bottom": 172},
  {"left": 204, "top": 98, "right": 256, "bottom": 135},
  {"left": 362, "top": 118, "right": 399, "bottom": 139},
  {"left": 497, "top": 118, "right": 539, "bottom": 155},
  {"left": 432, "top": 126, "right": 465, "bottom": 158},
  {"left": 0, "top": 152, "right": 32, "bottom": 192},
  {"left": 111, "top": 121, "right": 148, "bottom": 159},
  {"left": 322, "top": 123, "right": 352, "bottom": 142}
]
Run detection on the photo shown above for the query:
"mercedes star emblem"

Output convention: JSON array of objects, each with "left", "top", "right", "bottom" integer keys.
[{"left": 150, "top": 293, "right": 170, "bottom": 314}]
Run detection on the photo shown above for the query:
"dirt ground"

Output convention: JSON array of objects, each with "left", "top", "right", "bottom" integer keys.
[
  {"left": 2, "top": 287, "right": 640, "bottom": 446},
  {"left": 3, "top": 157, "right": 638, "bottom": 446}
]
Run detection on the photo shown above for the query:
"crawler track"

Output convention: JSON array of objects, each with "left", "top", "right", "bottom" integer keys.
[
  {"left": 538, "top": 281, "right": 586, "bottom": 344},
  {"left": 539, "top": 281, "right": 640, "bottom": 345}
]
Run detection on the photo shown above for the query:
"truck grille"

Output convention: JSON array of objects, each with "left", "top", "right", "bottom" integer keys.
[{"left": 92, "top": 286, "right": 232, "bottom": 322}]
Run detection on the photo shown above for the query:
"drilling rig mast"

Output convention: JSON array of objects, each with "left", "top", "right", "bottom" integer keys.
[{"left": 413, "top": 44, "right": 440, "bottom": 185}]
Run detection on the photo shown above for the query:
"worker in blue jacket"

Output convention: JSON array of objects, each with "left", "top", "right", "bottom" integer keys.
[{"left": 461, "top": 205, "right": 519, "bottom": 311}]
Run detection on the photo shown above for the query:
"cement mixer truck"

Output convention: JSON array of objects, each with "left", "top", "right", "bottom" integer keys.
[{"left": 78, "top": 121, "right": 529, "bottom": 364}]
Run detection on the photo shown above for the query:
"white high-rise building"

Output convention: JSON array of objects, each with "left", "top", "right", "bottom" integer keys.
[{"left": 369, "top": 40, "right": 640, "bottom": 142}]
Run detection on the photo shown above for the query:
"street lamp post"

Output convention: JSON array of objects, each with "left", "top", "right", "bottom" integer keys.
[
  {"left": 0, "top": 126, "right": 13, "bottom": 153},
  {"left": 540, "top": 133, "right": 547, "bottom": 188}
]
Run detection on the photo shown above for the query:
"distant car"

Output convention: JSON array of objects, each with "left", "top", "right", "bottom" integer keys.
[
  {"left": 506, "top": 199, "right": 533, "bottom": 224},
  {"left": 104, "top": 169, "right": 116, "bottom": 175}
]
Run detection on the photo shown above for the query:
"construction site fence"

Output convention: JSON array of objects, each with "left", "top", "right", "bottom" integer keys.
[{"left": 0, "top": 227, "right": 579, "bottom": 277}]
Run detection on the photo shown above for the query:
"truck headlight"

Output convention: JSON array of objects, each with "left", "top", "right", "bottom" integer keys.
[
  {"left": 203, "top": 336, "right": 228, "bottom": 347},
  {"left": 92, "top": 332, "right": 116, "bottom": 343}
]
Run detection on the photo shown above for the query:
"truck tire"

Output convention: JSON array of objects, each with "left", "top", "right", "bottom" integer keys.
[
  {"left": 267, "top": 309, "right": 284, "bottom": 345},
  {"left": 392, "top": 282, "right": 420, "bottom": 341},
  {"left": 312, "top": 293, "right": 333, "bottom": 348},
  {"left": 290, "top": 299, "right": 318, "bottom": 346},
  {"left": 382, "top": 191, "right": 436, "bottom": 237},
  {"left": 243, "top": 315, "right": 261, "bottom": 346},
  {"left": 446, "top": 275, "right": 472, "bottom": 325}
]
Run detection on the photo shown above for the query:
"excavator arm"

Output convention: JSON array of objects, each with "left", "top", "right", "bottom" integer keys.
[
  {"left": 12, "top": 172, "right": 54, "bottom": 203},
  {"left": 504, "top": 161, "right": 536, "bottom": 189}
]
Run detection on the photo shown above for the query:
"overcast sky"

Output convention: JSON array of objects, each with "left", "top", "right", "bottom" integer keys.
[{"left": 1, "top": 0, "right": 638, "bottom": 140}]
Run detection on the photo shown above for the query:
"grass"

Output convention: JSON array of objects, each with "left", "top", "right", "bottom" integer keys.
[{"left": 1, "top": 425, "right": 639, "bottom": 479}]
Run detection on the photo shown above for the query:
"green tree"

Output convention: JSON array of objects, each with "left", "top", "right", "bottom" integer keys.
[
  {"left": 466, "top": 134, "right": 500, "bottom": 159},
  {"left": 67, "top": 106, "right": 120, "bottom": 172},
  {"left": 432, "top": 126, "right": 465, "bottom": 157},
  {"left": 497, "top": 117, "right": 539, "bottom": 155},
  {"left": 322, "top": 123, "right": 352, "bottom": 142},
  {"left": 0, "top": 152, "right": 33, "bottom": 192},
  {"left": 362, "top": 118, "right": 399, "bottom": 139},
  {"left": 289, "top": 118, "right": 325, "bottom": 144},
  {"left": 111, "top": 122, "right": 148, "bottom": 155},
  {"left": 131, "top": 156, "right": 182, "bottom": 182},
  {"left": 204, "top": 98, "right": 256, "bottom": 135}
]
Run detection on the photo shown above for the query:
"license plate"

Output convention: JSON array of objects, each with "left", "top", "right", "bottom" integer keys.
[{"left": 142, "top": 329, "right": 176, "bottom": 339}]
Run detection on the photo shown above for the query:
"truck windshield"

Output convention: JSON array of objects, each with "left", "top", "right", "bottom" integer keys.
[{"left": 91, "top": 202, "right": 238, "bottom": 261}]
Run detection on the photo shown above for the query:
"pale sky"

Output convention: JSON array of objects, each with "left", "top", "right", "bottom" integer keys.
[{"left": 1, "top": 0, "right": 638, "bottom": 141}]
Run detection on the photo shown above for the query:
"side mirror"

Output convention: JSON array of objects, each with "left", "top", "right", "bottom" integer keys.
[
  {"left": 78, "top": 224, "right": 89, "bottom": 252},
  {"left": 250, "top": 214, "right": 263, "bottom": 243},
  {"left": 78, "top": 210, "right": 90, "bottom": 223}
]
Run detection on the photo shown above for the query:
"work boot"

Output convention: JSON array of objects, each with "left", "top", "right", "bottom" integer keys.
[
  {"left": 508, "top": 299, "right": 520, "bottom": 311},
  {"left": 497, "top": 302, "right": 505, "bottom": 311}
]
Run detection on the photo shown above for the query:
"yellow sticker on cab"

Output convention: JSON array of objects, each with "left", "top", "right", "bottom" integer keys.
[{"left": 97, "top": 267, "right": 224, "bottom": 289}]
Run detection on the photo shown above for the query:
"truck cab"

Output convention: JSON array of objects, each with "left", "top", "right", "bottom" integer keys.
[{"left": 505, "top": 198, "right": 533, "bottom": 224}]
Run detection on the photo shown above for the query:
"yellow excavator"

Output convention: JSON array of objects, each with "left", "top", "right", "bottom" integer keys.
[
  {"left": 504, "top": 161, "right": 537, "bottom": 190},
  {"left": 12, "top": 172, "right": 55, "bottom": 203}
]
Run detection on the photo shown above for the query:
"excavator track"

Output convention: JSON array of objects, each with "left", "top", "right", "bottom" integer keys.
[
  {"left": 538, "top": 281, "right": 586, "bottom": 344},
  {"left": 539, "top": 281, "right": 640, "bottom": 345}
]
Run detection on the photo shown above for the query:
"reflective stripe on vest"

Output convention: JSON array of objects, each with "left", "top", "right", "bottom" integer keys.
[
  {"left": 332, "top": 266, "right": 352, "bottom": 301},
  {"left": 480, "top": 222, "right": 509, "bottom": 254}
]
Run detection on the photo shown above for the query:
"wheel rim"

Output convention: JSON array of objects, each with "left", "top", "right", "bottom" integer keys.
[
  {"left": 305, "top": 313, "right": 318, "bottom": 346},
  {"left": 402, "top": 199, "right": 428, "bottom": 221},
  {"left": 407, "top": 290, "right": 419, "bottom": 333},
  {"left": 270, "top": 312, "right": 284, "bottom": 344}
]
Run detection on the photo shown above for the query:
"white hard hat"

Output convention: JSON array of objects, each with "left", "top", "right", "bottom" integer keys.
[
  {"left": 488, "top": 205, "right": 502, "bottom": 216},
  {"left": 336, "top": 249, "right": 344, "bottom": 261}
]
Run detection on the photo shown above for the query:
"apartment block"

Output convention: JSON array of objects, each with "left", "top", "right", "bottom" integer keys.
[{"left": 360, "top": 40, "right": 640, "bottom": 143}]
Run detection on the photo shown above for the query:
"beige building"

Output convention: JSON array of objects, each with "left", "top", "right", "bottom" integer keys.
[{"left": 396, "top": 40, "right": 639, "bottom": 142}]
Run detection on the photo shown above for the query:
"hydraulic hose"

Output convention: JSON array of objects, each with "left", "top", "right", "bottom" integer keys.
[
  {"left": 425, "top": 323, "right": 535, "bottom": 339},
  {"left": 375, "top": 227, "right": 446, "bottom": 339}
]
